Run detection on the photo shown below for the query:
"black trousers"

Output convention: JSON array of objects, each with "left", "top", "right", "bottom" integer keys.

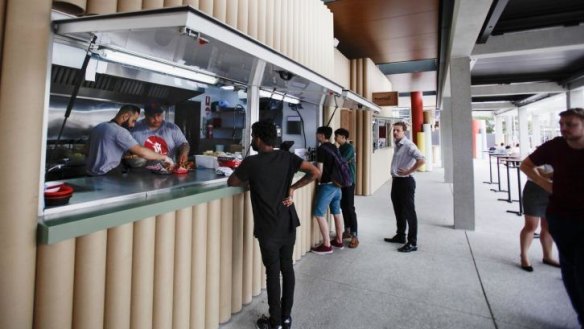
[
  {"left": 341, "top": 184, "right": 358, "bottom": 235},
  {"left": 390, "top": 176, "right": 418, "bottom": 244},
  {"left": 547, "top": 212, "right": 584, "bottom": 326},
  {"left": 258, "top": 235, "right": 296, "bottom": 325}
]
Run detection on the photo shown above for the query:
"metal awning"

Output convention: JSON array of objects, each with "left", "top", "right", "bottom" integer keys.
[{"left": 53, "top": 6, "right": 343, "bottom": 105}]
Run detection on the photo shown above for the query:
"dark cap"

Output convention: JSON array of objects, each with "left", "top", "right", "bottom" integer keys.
[{"left": 144, "top": 101, "right": 165, "bottom": 116}]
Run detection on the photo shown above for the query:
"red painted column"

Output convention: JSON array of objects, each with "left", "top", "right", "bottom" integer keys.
[
  {"left": 472, "top": 119, "right": 480, "bottom": 158},
  {"left": 410, "top": 91, "right": 424, "bottom": 144}
]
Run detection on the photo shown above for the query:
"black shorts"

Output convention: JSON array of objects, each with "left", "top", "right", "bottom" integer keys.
[{"left": 522, "top": 180, "right": 550, "bottom": 217}]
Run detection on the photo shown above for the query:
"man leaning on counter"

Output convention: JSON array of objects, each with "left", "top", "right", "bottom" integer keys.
[
  {"left": 85, "top": 104, "right": 174, "bottom": 176},
  {"left": 131, "top": 101, "right": 190, "bottom": 165}
]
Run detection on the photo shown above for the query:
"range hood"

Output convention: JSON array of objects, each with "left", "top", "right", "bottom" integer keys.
[
  {"left": 51, "top": 40, "right": 204, "bottom": 105},
  {"left": 52, "top": 6, "right": 342, "bottom": 106}
]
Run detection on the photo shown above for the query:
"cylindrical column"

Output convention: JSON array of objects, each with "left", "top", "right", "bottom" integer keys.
[
  {"left": 411, "top": 91, "right": 424, "bottom": 144},
  {"left": 356, "top": 110, "right": 363, "bottom": 195},
  {"left": 104, "top": 223, "right": 134, "bottom": 329},
  {"left": 86, "top": 0, "right": 117, "bottom": 14},
  {"left": 231, "top": 193, "right": 245, "bottom": 312},
  {"left": 252, "top": 238, "right": 262, "bottom": 296},
  {"left": 164, "top": 0, "right": 182, "bottom": 7},
  {"left": 205, "top": 199, "right": 221, "bottom": 329},
  {"left": 53, "top": 0, "right": 87, "bottom": 15},
  {"left": 183, "top": 0, "right": 199, "bottom": 8},
  {"left": 219, "top": 197, "right": 233, "bottom": 323},
  {"left": 73, "top": 231, "right": 107, "bottom": 329},
  {"left": 173, "top": 207, "right": 193, "bottom": 329},
  {"left": 0, "top": 1, "right": 51, "bottom": 328},
  {"left": 153, "top": 212, "right": 176, "bottom": 329},
  {"left": 237, "top": 0, "right": 248, "bottom": 33},
  {"left": 213, "top": 0, "right": 227, "bottom": 22},
  {"left": 199, "top": 0, "right": 213, "bottom": 15},
  {"left": 131, "top": 217, "right": 156, "bottom": 329},
  {"left": 34, "top": 240, "right": 76, "bottom": 329},
  {"left": 242, "top": 192, "right": 253, "bottom": 304},
  {"left": 118, "top": 0, "right": 142, "bottom": 12},
  {"left": 190, "top": 204, "right": 208, "bottom": 329},
  {"left": 142, "top": 0, "right": 163, "bottom": 9}
]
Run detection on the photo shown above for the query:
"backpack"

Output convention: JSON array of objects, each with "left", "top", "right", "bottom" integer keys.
[{"left": 321, "top": 145, "right": 353, "bottom": 188}]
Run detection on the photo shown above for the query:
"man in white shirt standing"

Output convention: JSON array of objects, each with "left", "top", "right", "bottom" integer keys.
[{"left": 384, "top": 121, "right": 425, "bottom": 252}]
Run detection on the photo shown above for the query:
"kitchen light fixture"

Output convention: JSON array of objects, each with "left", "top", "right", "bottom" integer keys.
[
  {"left": 259, "top": 89, "right": 300, "bottom": 104},
  {"left": 98, "top": 48, "right": 218, "bottom": 85}
]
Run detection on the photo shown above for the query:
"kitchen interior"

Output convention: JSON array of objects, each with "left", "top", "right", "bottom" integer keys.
[{"left": 42, "top": 8, "right": 331, "bottom": 215}]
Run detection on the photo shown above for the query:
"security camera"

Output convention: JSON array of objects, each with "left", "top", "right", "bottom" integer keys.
[{"left": 277, "top": 70, "right": 294, "bottom": 81}]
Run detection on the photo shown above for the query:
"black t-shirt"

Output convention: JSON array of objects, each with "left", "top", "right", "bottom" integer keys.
[
  {"left": 529, "top": 137, "right": 584, "bottom": 217},
  {"left": 317, "top": 142, "right": 337, "bottom": 184},
  {"left": 232, "top": 150, "right": 304, "bottom": 240}
]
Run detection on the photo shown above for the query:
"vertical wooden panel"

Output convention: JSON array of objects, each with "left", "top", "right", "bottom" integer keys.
[
  {"left": 205, "top": 199, "right": 221, "bottom": 329},
  {"left": 281, "top": 0, "right": 288, "bottom": 56},
  {"left": 86, "top": 0, "right": 117, "bottom": 14},
  {"left": 104, "top": 223, "right": 134, "bottom": 329},
  {"left": 118, "top": 0, "right": 141, "bottom": 12},
  {"left": 219, "top": 197, "right": 233, "bottom": 323},
  {"left": 237, "top": 0, "right": 248, "bottom": 33},
  {"left": 273, "top": 0, "right": 281, "bottom": 51},
  {"left": 363, "top": 110, "right": 373, "bottom": 195},
  {"left": 142, "top": 0, "right": 163, "bottom": 9},
  {"left": 257, "top": 0, "right": 266, "bottom": 43},
  {"left": 34, "top": 240, "right": 75, "bottom": 329},
  {"left": 226, "top": 0, "right": 238, "bottom": 27},
  {"left": 231, "top": 194, "right": 245, "bottom": 312},
  {"left": 288, "top": 0, "right": 300, "bottom": 62},
  {"left": 298, "top": 0, "right": 306, "bottom": 65},
  {"left": 252, "top": 238, "right": 262, "bottom": 296},
  {"left": 153, "top": 212, "right": 176, "bottom": 329},
  {"left": 183, "top": 0, "right": 199, "bottom": 8},
  {"left": 73, "top": 231, "right": 107, "bottom": 329},
  {"left": 356, "top": 110, "right": 364, "bottom": 195},
  {"left": 199, "top": 0, "right": 213, "bottom": 15},
  {"left": 213, "top": 0, "right": 227, "bottom": 22},
  {"left": 0, "top": 12, "right": 53, "bottom": 309},
  {"left": 247, "top": 0, "right": 258, "bottom": 39},
  {"left": 190, "top": 204, "right": 208, "bottom": 329},
  {"left": 164, "top": 0, "right": 182, "bottom": 7},
  {"left": 131, "top": 217, "right": 156, "bottom": 329},
  {"left": 242, "top": 192, "right": 253, "bottom": 304},
  {"left": 173, "top": 207, "right": 193, "bottom": 329},
  {"left": 265, "top": 0, "right": 274, "bottom": 48}
]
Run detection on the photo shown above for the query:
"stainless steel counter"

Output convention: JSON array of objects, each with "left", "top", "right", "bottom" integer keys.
[
  {"left": 43, "top": 168, "right": 227, "bottom": 219},
  {"left": 38, "top": 168, "right": 245, "bottom": 244}
]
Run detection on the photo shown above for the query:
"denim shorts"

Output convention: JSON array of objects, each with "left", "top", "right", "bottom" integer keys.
[{"left": 313, "top": 183, "right": 342, "bottom": 217}]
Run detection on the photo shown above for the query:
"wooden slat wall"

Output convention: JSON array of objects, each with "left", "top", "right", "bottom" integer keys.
[
  {"left": 34, "top": 183, "right": 317, "bottom": 329},
  {"left": 20, "top": 1, "right": 337, "bottom": 328}
]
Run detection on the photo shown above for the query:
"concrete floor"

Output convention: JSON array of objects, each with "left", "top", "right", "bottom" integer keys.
[{"left": 220, "top": 159, "right": 579, "bottom": 329}]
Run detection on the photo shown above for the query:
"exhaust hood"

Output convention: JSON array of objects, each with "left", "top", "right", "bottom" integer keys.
[
  {"left": 51, "top": 41, "right": 204, "bottom": 104},
  {"left": 52, "top": 6, "right": 343, "bottom": 106}
]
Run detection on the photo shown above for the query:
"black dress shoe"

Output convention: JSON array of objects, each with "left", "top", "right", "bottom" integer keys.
[
  {"left": 384, "top": 235, "right": 406, "bottom": 244},
  {"left": 521, "top": 265, "right": 534, "bottom": 272},
  {"left": 398, "top": 243, "right": 417, "bottom": 252}
]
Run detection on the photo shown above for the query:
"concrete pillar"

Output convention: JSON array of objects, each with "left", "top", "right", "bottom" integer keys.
[
  {"left": 518, "top": 107, "right": 529, "bottom": 158},
  {"left": 410, "top": 91, "right": 424, "bottom": 144},
  {"left": 441, "top": 98, "right": 453, "bottom": 184},
  {"left": 504, "top": 115, "right": 513, "bottom": 146},
  {"left": 494, "top": 115, "right": 503, "bottom": 145},
  {"left": 532, "top": 114, "right": 541, "bottom": 148},
  {"left": 567, "top": 88, "right": 584, "bottom": 108},
  {"left": 450, "top": 57, "right": 475, "bottom": 230}
]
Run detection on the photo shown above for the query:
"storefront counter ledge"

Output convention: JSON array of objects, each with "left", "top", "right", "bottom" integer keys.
[{"left": 38, "top": 169, "right": 245, "bottom": 244}]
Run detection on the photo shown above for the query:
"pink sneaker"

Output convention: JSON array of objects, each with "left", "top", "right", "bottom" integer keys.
[
  {"left": 330, "top": 239, "right": 344, "bottom": 249},
  {"left": 311, "top": 244, "right": 333, "bottom": 255}
]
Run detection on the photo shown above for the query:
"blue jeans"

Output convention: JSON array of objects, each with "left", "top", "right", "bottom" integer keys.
[
  {"left": 313, "top": 183, "right": 342, "bottom": 217},
  {"left": 547, "top": 211, "right": 584, "bottom": 325}
]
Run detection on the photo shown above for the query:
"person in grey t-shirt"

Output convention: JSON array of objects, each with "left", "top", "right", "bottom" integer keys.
[
  {"left": 86, "top": 105, "right": 174, "bottom": 176},
  {"left": 131, "top": 102, "right": 190, "bottom": 165},
  {"left": 384, "top": 121, "right": 425, "bottom": 253}
]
